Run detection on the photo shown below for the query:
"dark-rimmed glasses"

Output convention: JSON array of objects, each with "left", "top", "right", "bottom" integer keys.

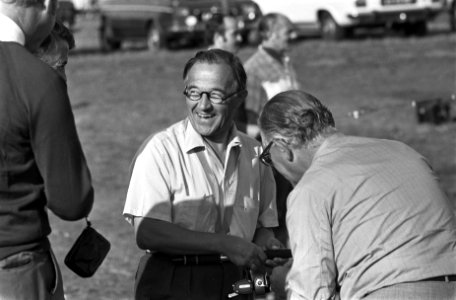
[
  {"left": 183, "top": 88, "right": 244, "bottom": 105},
  {"left": 259, "top": 141, "right": 274, "bottom": 167}
]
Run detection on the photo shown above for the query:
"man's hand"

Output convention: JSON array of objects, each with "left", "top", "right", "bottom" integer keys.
[
  {"left": 270, "top": 260, "right": 292, "bottom": 300},
  {"left": 263, "top": 236, "right": 290, "bottom": 268},
  {"left": 222, "top": 235, "right": 267, "bottom": 271}
]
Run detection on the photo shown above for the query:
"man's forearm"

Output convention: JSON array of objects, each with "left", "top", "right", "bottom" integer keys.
[
  {"left": 134, "top": 217, "right": 224, "bottom": 255},
  {"left": 134, "top": 217, "right": 267, "bottom": 267}
]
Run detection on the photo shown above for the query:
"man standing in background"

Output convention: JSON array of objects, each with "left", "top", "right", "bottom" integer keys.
[
  {"left": 207, "top": 14, "right": 243, "bottom": 54},
  {"left": 243, "top": 12, "right": 300, "bottom": 140},
  {"left": 0, "top": 0, "right": 94, "bottom": 298}
]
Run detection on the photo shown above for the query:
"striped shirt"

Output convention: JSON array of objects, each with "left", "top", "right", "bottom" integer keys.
[
  {"left": 287, "top": 133, "right": 456, "bottom": 299},
  {"left": 244, "top": 46, "right": 300, "bottom": 124}
]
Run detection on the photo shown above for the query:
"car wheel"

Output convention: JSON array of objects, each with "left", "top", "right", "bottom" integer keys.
[
  {"left": 320, "top": 12, "right": 345, "bottom": 40},
  {"left": 100, "top": 18, "right": 122, "bottom": 52},
  {"left": 147, "top": 26, "right": 166, "bottom": 51},
  {"left": 450, "top": 0, "right": 456, "bottom": 32}
]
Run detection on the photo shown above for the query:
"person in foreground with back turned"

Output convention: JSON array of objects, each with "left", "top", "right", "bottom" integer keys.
[
  {"left": 123, "top": 49, "right": 283, "bottom": 300},
  {"left": 259, "top": 90, "right": 456, "bottom": 299},
  {"left": 0, "top": 0, "right": 94, "bottom": 298}
]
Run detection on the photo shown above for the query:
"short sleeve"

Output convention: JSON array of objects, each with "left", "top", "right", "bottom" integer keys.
[{"left": 123, "top": 138, "right": 173, "bottom": 225}]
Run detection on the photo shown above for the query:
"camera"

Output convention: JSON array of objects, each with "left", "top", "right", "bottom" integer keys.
[
  {"left": 229, "top": 269, "right": 271, "bottom": 298},
  {"left": 228, "top": 249, "right": 292, "bottom": 299}
]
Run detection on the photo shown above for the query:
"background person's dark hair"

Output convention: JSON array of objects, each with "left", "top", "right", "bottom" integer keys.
[
  {"left": 182, "top": 49, "right": 247, "bottom": 91},
  {"left": 259, "top": 90, "right": 335, "bottom": 146}
]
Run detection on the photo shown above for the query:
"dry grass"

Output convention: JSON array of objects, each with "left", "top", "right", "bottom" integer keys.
[{"left": 48, "top": 14, "right": 456, "bottom": 299}]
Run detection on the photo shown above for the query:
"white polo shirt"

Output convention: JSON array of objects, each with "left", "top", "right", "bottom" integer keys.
[{"left": 123, "top": 119, "right": 278, "bottom": 241}]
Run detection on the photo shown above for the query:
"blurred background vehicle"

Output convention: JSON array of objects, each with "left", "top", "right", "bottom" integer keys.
[
  {"left": 255, "top": 0, "right": 446, "bottom": 40},
  {"left": 97, "top": 0, "right": 262, "bottom": 52},
  {"left": 445, "top": 0, "right": 456, "bottom": 31}
]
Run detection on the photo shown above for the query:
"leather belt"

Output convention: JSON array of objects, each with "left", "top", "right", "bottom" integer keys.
[
  {"left": 148, "top": 251, "right": 229, "bottom": 265},
  {"left": 422, "top": 275, "right": 456, "bottom": 282}
]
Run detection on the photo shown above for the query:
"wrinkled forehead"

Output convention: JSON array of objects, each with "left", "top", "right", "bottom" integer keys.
[{"left": 185, "top": 62, "right": 236, "bottom": 89}]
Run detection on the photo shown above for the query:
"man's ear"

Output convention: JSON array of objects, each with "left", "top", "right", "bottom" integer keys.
[{"left": 284, "top": 146, "right": 294, "bottom": 162}]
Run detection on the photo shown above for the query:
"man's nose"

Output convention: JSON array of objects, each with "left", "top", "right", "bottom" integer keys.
[{"left": 198, "top": 93, "right": 212, "bottom": 109}]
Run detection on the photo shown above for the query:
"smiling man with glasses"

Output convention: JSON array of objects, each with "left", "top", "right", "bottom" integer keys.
[{"left": 124, "top": 49, "right": 283, "bottom": 300}]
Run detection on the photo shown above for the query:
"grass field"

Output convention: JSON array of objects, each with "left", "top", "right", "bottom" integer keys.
[{"left": 48, "top": 13, "right": 456, "bottom": 299}]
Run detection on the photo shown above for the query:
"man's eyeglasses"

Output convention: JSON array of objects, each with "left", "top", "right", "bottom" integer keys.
[
  {"left": 183, "top": 88, "right": 244, "bottom": 105},
  {"left": 259, "top": 141, "right": 274, "bottom": 167}
]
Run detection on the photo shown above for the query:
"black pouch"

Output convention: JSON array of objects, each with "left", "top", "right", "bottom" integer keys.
[{"left": 64, "top": 218, "right": 111, "bottom": 277}]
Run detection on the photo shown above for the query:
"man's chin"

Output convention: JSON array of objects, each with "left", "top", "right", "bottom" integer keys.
[{"left": 192, "top": 122, "right": 214, "bottom": 136}]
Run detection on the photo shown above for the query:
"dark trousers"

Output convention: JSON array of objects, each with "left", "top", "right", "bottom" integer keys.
[{"left": 135, "top": 252, "right": 250, "bottom": 300}]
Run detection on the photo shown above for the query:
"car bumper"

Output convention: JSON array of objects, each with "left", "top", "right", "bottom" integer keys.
[{"left": 348, "top": 9, "right": 441, "bottom": 26}]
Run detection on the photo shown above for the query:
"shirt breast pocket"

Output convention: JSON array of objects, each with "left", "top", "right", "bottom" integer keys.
[{"left": 172, "top": 195, "right": 219, "bottom": 232}]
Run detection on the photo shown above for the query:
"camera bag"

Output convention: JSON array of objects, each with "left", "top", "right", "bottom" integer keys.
[{"left": 64, "top": 218, "right": 111, "bottom": 277}]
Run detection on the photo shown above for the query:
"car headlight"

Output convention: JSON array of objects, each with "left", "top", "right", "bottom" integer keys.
[
  {"left": 202, "top": 12, "right": 213, "bottom": 22},
  {"left": 241, "top": 4, "right": 260, "bottom": 20},
  {"left": 185, "top": 15, "right": 198, "bottom": 27},
  {"left": 176, "top": 7, "right": 190, "bottom": 16}
]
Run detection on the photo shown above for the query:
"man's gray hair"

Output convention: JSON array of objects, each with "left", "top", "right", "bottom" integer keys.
[{"left": 259, "top": 90, "right": 335, "bottom": 146}]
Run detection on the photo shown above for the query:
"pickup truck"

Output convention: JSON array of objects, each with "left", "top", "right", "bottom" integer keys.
[
  {"left": 256, "top": 0, "right": 445, "bottom": 39},
  {"left": 98, "top": 0, "right": 262, "bottom": 51}
]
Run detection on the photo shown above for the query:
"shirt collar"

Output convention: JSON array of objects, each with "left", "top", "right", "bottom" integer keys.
[
  {"left": 0, "top": 13, "right": 25, "bottom": 46},
  {"left": 183, "top": 119, "right": 242, "bottom": 153}
]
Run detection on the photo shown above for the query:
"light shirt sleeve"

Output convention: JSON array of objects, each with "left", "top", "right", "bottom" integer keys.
[
  {"left": 286, "top": 184, "right": 338, "bottom": 300},
  {"left": 123, "top": 137, "right": 172, "bottom": 225}
]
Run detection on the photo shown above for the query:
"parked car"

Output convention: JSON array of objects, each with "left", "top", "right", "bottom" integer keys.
[
  {"left": 445, "top": 0, "right": 456, "bottom": 31},
  {"left": 97, "top": 0, "right": 262, "bottom": 51},
  {"left": 57, "top": 0, "right": 77, "bottom": 30},
  {"left": 255, "top": 0, "right": 445, "bottom": 40}
]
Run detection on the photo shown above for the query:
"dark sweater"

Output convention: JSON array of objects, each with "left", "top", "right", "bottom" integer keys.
[{"left": 0, "top": 42, "right": 94, "bottom": 260}]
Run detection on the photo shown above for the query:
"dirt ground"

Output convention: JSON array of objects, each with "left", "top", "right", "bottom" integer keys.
[{"left": 48, "top": 13, "right": 456, "bottom": 299}]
